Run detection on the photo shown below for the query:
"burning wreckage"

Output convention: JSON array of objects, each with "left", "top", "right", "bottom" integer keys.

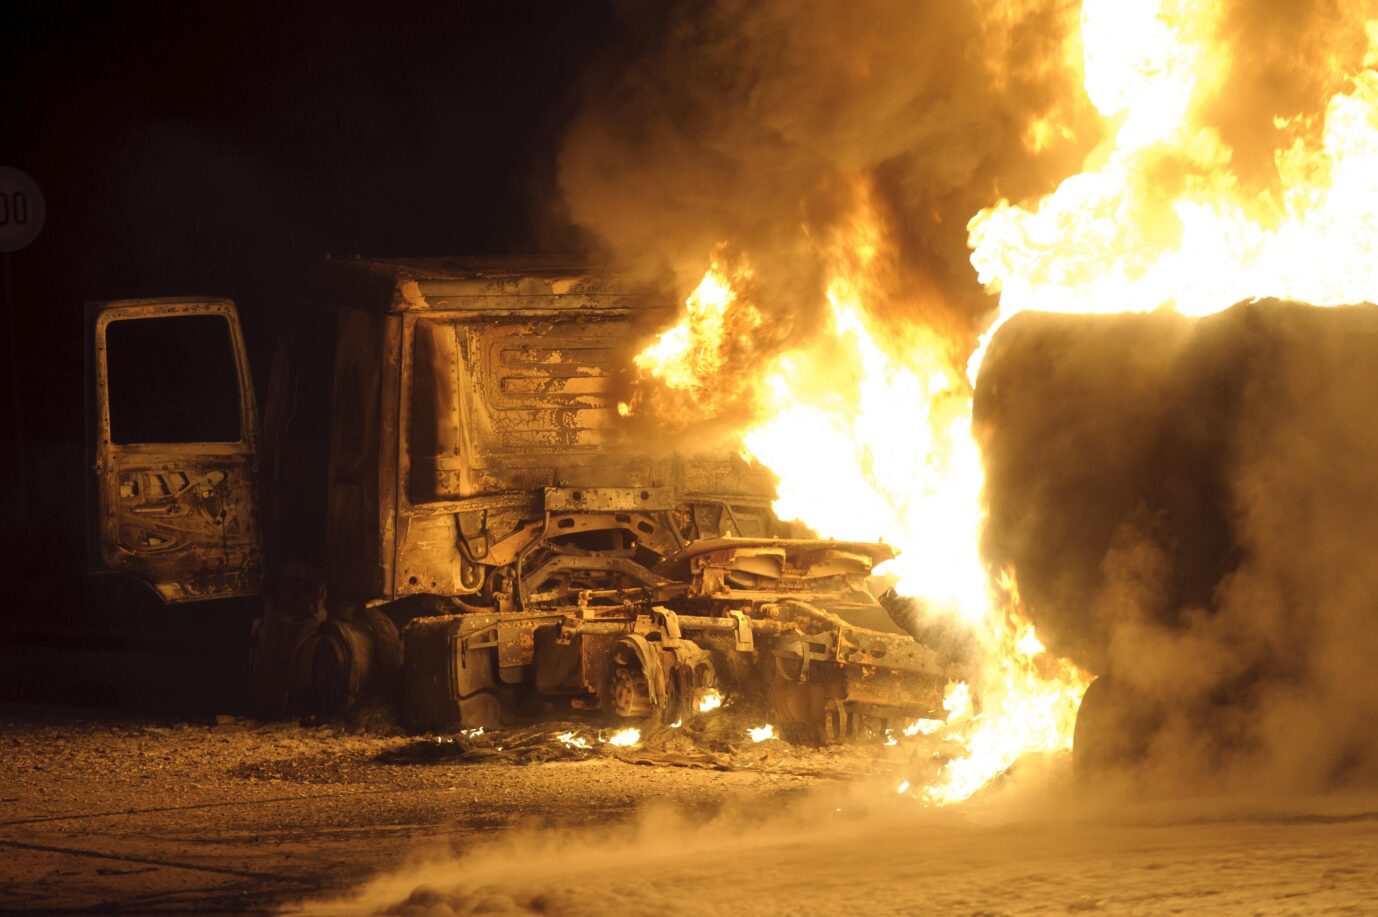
[
  {"left": 87, "top": 257, "right": 966, "bottom": 742},
  {"left": 402, "top": 536, "right": 957, "bottom": 741}
]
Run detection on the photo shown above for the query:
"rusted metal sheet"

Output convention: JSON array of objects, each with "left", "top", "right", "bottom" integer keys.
[{"left": 543, "top": 486, "right": 674, "bottom": 513}]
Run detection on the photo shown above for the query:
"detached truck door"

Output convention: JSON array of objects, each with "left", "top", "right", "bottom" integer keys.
[{"left": 88, "top": 298, "right": 263, "bottom": 602}]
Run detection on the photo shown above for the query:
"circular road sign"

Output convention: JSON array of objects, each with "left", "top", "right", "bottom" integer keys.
[{"left": 0, "top": 168, "right": 46, "bottom": 253}]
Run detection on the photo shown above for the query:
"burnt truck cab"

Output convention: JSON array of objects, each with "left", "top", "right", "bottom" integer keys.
[{"left": 89, "top": 257, "right": 960, "bottom": 739}]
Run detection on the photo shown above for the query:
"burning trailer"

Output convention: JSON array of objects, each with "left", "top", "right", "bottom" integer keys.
[{"left": 86, "top": 257, "right": 964, "bottom": 741}]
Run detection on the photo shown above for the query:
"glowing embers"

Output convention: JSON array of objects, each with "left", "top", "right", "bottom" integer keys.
[
  {"left": 603, "top": 727, "right": 641, "bottom": 747},
  {"left": 558, "top": 728, "right": 642, "bottom": 749},
  {"left": 746, "top": 724, "right": 775, "bottom": 743},
  {"left": 697, "top": 689, "right": 724, "bottom": 714}
]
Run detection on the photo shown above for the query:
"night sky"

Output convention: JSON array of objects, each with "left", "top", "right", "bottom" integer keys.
[{"left": 1, "top": 0, "right": 617, "bottom": 441}]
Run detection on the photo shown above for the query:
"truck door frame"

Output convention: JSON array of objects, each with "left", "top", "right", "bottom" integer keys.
[{"left": 85, "top": 297, "right": 263, "bottom": 602}]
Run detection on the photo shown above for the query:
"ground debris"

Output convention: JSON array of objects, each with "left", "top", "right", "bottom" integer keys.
[
  {"left": 6, "top": 705, "right": 1377, "bottom": 916},
  {"left": 378, "top": 725, "right": 604, "bottom": 766},
  {"left": 375, "top": 704, "right": 912, "bottom": 779}
]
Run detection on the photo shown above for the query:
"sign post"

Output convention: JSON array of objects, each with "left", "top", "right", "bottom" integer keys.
[{"left": 0, "top": 167, "right": 47, "bottom": 520}]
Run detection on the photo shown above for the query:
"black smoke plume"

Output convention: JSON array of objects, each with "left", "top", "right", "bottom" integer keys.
[
  {"left": 558, "top": 1, "right": 1097, "bottom": 393},
  {"left": 977, "top": 301, "right": 1378, "bottom": 792}
]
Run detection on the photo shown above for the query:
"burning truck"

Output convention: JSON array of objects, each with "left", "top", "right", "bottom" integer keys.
[{"left": 86, "top": 256, "right": 965, "bottom": 740}]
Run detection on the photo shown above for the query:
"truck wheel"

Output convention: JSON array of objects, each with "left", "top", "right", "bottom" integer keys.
[
  {"left": 607, "top": 643, "right": 657, "bottom": 719},
  {"left": 360, "top": 608, "right": 402, "bottom": 701},
  {"left": 1072, "top": 676, "right": 1155, "bottom": 782},
  {"left": 304, "top": 619, "right": 375, "bottom": 716},
  {"left": 281, "top": 607, "right": 405, "bottom": 719},
  {"left": 248, "top": 566, "right": 325, "bottom": 719}
]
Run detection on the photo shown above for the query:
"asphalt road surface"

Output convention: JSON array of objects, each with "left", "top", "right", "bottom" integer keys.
[{"left": 2, "top": 706, "right": 1375, "bottom": 915}]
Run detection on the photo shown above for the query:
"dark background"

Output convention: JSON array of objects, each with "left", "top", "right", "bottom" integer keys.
[
  {"left": 0, "top": 1, "right": 620, "bottom": 707},
  {"left": 0, "top": 0, "right": 617, "bottom": 571}
]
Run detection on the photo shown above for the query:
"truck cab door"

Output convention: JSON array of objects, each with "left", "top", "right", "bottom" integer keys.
[{"left": 87, "top": 298, "right": 262, "bottom": 602}]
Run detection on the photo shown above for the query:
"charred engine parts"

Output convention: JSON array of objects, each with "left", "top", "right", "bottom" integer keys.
[
  {"left": 271, "top": 514, "right": 966, "bottom": 743},
  {"left": 396, "top": 537, "right": 962, "bottom": 742}
]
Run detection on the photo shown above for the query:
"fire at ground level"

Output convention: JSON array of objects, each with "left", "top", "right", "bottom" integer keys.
[{"left": 3, "top": 704, "right": 1376, "bottom": 916}]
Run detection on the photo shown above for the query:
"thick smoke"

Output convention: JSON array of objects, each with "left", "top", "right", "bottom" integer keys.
[
  {"left": 558, "top": 0, "right": 1098, "bottom": 395},
  {"left": 977, "top": 301, "right": 1378, "bottom": 793},
  {"left": 1200, "top": 1, "right": 1373, "bottom": 193},
  {"left": 558, "top": 1, "right": 1377, "bottom": 362},
  {"left": 280, "top": 767, "right": 1099, "bottom": 917}
]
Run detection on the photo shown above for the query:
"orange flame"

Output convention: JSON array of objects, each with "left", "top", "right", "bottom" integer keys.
[
  {"left": 636, "top": 202, "right": 1090, "bottom": 803},
  {"left": 629, "top": 1, "right": 1378, "bottom": 804},
  {"left": 968, "top": 1, "right": 1378, "bottom": 377},
  {"left": 634, "top": 261, "right": 759, "bottom": 393}
]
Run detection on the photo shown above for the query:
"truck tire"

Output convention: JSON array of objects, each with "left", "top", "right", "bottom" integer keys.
[
  {"left": 1072, "top": 676, "right": 1156, "bottom": 782},
  {"left": 248, "top": 565, "right": 325, "bottom": 718}
]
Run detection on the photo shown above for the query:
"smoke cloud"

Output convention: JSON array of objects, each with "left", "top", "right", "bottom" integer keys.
[
  {"left": 558, "top": 0, "right": 1098, "bottom": 386},
  {"left": 1201, "top": 1, "right": 1373, "bottom": 193},
  {"left": 279, "top": 763, "right": 1107, "bottom": 917},
  {"left": 976, "top": 300, "right": 1378, "bottom": 793},
  {"left": 557, "top": 1, "right": 1376, "bottom": 363}
]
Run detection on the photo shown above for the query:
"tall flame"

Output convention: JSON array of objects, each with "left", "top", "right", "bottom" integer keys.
[
  {"left": 636, "top": 196, "right": 1090, "bottom": 803},
  {"left": 634, "top": 261, "right": 760, "bottom": 396},
  {"left": 969, "top": 1, "right": 1378, "bottom": 373},
  {"left": 627, "top": 0, "right": 1378, "bottom": 804}
]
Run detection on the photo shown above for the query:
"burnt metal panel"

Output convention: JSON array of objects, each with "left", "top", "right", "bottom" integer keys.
[
  {"left": 87, "top": 299, "right": 262, "bottom": 603},
  {"left": 471, "top": 316, "right": 627, "bottom": 453},
  {"left": 393, "top": 511, "right": 478, "bottom": 596},
  {"left": 378, "top": 313, "right": 402, "bottom": 597},
  {"left": 326, "top": 308, "right": 385, "bottom": 601},
  {"left": 385, "top": 277, "right": 791, "bottom": 607},
  {"left": 311, "top": 256, "right": 669, "bottom": 314},
  {"left": 543, "top": 487, "right": 674, "bottom": 512}
]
